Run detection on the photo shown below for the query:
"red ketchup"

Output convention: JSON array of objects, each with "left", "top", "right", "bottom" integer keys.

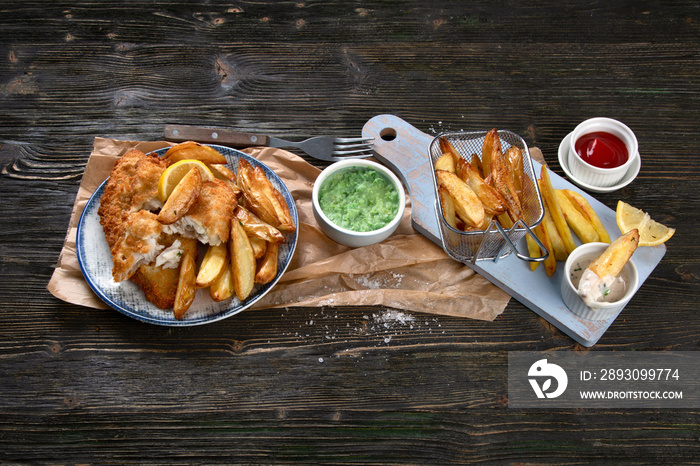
[{"left": 575, "top": 132, "right": 628, "bottom": 169}]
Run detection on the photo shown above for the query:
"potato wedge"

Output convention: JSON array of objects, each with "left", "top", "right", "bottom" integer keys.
[
  {"left": 255, "top": 242, "right": 279, "bottom": 285},
  {"left": 504, "top": 146, "right": 524, "bottom": 199},
  {"left": 157, "top": 167, "right": 202, "bottom": 224},
  {"left": 562, "top": 189, "right": 610, "bottom": 243},
  {"left": 173, "top": 250, "right": 197, "bottom": 319},
  {"left": 435, "top": 153, "right": 456, "bottom": 173},
  {"left": 233, "top": 206, "right": 285, "bottom": 244},
  {"left": 481, "top": 128, "right": 500, "bottom": 177},
  {"left": 490, "top": 146, "right": 523, "bottom": 220},
  {"left": 555, "top": 189, "right": 599, "bottom": 244},
  {"left": 458, "top": 159, "right": 506, "bottom": 216},
  {"left": 209, "top": 164, "right": 242, "bottom": 196},
  {"left": 230, "top": 219, "right": 256, "bottom": 301},
  {"left": 469, "top": 153, "right": 483, "bottom": 178},
  {"left": 438, "top": 185, "right": 458, "bottom": 229},
  {"left": 238, "top": 160, "right": 296, "bottom": 233},
  {"left": 165, "top": 141, "right": 228, "bottom": 165},
  {"left": 250, "top": 236, "right": 267, "bottom": 259},
  {"left": 539, "top": 166, "right": 576, "bottom": 254},
  {"left": 587, "top": 229, "right": 639, "bottom": 279},
  {"left": 195, "top": 243, "right": 228, "bottom": 288},
  {"left": 209, "top": 257, "right": 235, "bottom": 302},
  {"left": 436, "top": 169, "right": 485, "bottom": 229}
]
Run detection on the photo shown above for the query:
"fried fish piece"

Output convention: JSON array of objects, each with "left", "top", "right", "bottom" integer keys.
[
  {"left": 109, "top": 211, "right": 164, "bottom": 282},
  {"left": 163, "top": 179, "right": 237, "bottom": 245},
  {"left": 130, "top": 236, "right": 198, "bottom": 309},
  {"left": 98, "top": 149, "right": 167, "bottom": 248}
]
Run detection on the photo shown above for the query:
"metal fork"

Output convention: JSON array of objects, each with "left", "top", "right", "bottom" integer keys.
[{"left": 164, "top": 124, "right": 374, "bottom": 162}]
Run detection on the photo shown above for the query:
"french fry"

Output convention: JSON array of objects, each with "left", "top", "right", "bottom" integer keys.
[
  {"left": 230, "top": 219, "right": 255, "bottom": 301},
  {"left": 534, "top": 221, "right": 556, "bottom": 276},
  {"left": 457, "top": 159, "right": 506, "bottom": 216},
  {"left": 209, "top": 256, "right": 234, "bottom": 302},
  {"left": 539, "top": 166, "right": 576, "bottom": 254},
  {"left": 157, "top": 167, "right": 202, "bottom": 224},
  {"left": 195, "top": 243, "right": 227, "bottom": 288},
  {"left": 555, "top": 189, "right": 599, "bottom": 244},
  {"left": 587, "top": 229, "right": 639, "bottom": 279},
  {"left": 526, "top": 234, "right": 541, "bottom": 271},
  {"left": 436, "top": 170, "right": 485, "bottom": 229},
  {"left": 173, "top": 250, "right": 197, "bottom": 319},
  {"left": 164, "top": 141, "right": 228, "bottom": 165},
  {"left": 481, "top": 129, "right": 500, "bottom": 177},
  {"left": 539, "top": 197, "right": 568, "bottom": 261},
  {"left": 438, "top": 185, "right": 458, "bottom": 229},
  {"left": 562, "top": 189, "right": 611, "bottom": 243},
  {"left": 255, "top": 242, "right": 279, "bottom": 285}
]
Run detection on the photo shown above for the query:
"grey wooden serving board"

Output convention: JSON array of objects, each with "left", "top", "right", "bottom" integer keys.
[{"left": 362, "top": 114, "right": 666, "bottom": 347}]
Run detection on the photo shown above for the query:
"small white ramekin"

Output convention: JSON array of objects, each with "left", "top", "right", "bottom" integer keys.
[
  {"left": 567, "top": 117, "right": 639, "bottom": 188},
  {"left": 561, "top": 242, "right": 639, "bottom": 321},
  {"left": 312, "top": 159, "right": 405, "bottom": 248}
]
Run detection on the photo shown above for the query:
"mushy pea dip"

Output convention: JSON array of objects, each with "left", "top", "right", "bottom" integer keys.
[{"left": 318, "top": 166, "right": 400, "bottom": 232}]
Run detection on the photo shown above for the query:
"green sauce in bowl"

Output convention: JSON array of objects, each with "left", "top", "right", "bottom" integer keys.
[{"left": 318, "top": 166, "right": 400, "bottom": 232}]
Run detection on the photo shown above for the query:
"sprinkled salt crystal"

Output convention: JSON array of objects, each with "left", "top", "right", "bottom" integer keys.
[{"left": 318, "top": 357, "right": 324, "bottom": 363}]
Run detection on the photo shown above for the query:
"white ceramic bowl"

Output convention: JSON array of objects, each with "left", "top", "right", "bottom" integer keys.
[
  {"left": 567, "top": 117, "right": 639, "bottom": 188},
  {"left": 561, "top": 242, "right": 639, "bottom": 321},
  {"left": 312, "top": 159, "right": 405, "bottom": 248}
]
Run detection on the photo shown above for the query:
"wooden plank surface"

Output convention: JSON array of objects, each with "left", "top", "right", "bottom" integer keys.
[{"left": 1, "top": 1, "right": 698, "bottom": 463}]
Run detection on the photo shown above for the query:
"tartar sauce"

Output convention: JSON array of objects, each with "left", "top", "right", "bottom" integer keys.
[{"left": 570, "top": 254, "right": 629, "bottom": 309}]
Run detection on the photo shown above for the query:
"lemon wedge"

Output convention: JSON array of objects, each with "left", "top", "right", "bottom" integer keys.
[
  {"left": 616, "top": 201, "right": 675, "bottom": 246},
  {"left": 158, "top": 159, "right": 214, "bottom": 202}
]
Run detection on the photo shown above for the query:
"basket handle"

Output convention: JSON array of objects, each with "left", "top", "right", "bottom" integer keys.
[{"left": 484, "top": 219, "right": 550, "bottom": 264}]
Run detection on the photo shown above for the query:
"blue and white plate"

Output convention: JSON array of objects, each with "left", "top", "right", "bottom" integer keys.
[{"left": 76, "top": 145, "right": 298, "bottom": 326}]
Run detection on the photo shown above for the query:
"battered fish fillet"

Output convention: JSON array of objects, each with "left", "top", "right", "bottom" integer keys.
[
  {"left": 110, "top": 211, "right": 164, "bottom": 282},
  {"left": 163, "top": 179, "right": 237, "bottom": 246},
  {"left": 130, "top": 236, "right": 198, "bottom": 309},
  {"left": 98, "top": 149, "right": 166, "bottom": 248}
]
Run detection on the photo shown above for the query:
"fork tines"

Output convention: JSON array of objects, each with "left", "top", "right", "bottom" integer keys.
[{"left": 332, "top": 137, "right": 374, "bottom": 156}]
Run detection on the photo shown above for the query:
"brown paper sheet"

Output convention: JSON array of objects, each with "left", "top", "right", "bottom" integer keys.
[{"left": 47, "top": 137, "right": 539, "bottom": 321}]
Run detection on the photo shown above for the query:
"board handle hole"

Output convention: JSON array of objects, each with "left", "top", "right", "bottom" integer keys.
[{"left": 380, "top": 127, "right": 397, "bottom": 141}]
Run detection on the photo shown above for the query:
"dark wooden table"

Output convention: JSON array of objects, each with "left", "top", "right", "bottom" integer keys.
[{"left": 1, "top": 1, "right": 698, "bottom": 463}]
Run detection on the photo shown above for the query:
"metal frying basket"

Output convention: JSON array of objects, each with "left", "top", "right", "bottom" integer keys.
[{"left": 428, "top": 130, "right": 547, "bottom": 264}]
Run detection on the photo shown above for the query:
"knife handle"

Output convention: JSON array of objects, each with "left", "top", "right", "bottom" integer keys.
[{"left": 163, "top": 124, "right": 270, "bottom": 148}]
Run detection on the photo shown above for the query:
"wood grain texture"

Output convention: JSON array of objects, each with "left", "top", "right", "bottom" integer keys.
[{"left": 0, "top": 1, "right": 698, "bottom": 463}]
